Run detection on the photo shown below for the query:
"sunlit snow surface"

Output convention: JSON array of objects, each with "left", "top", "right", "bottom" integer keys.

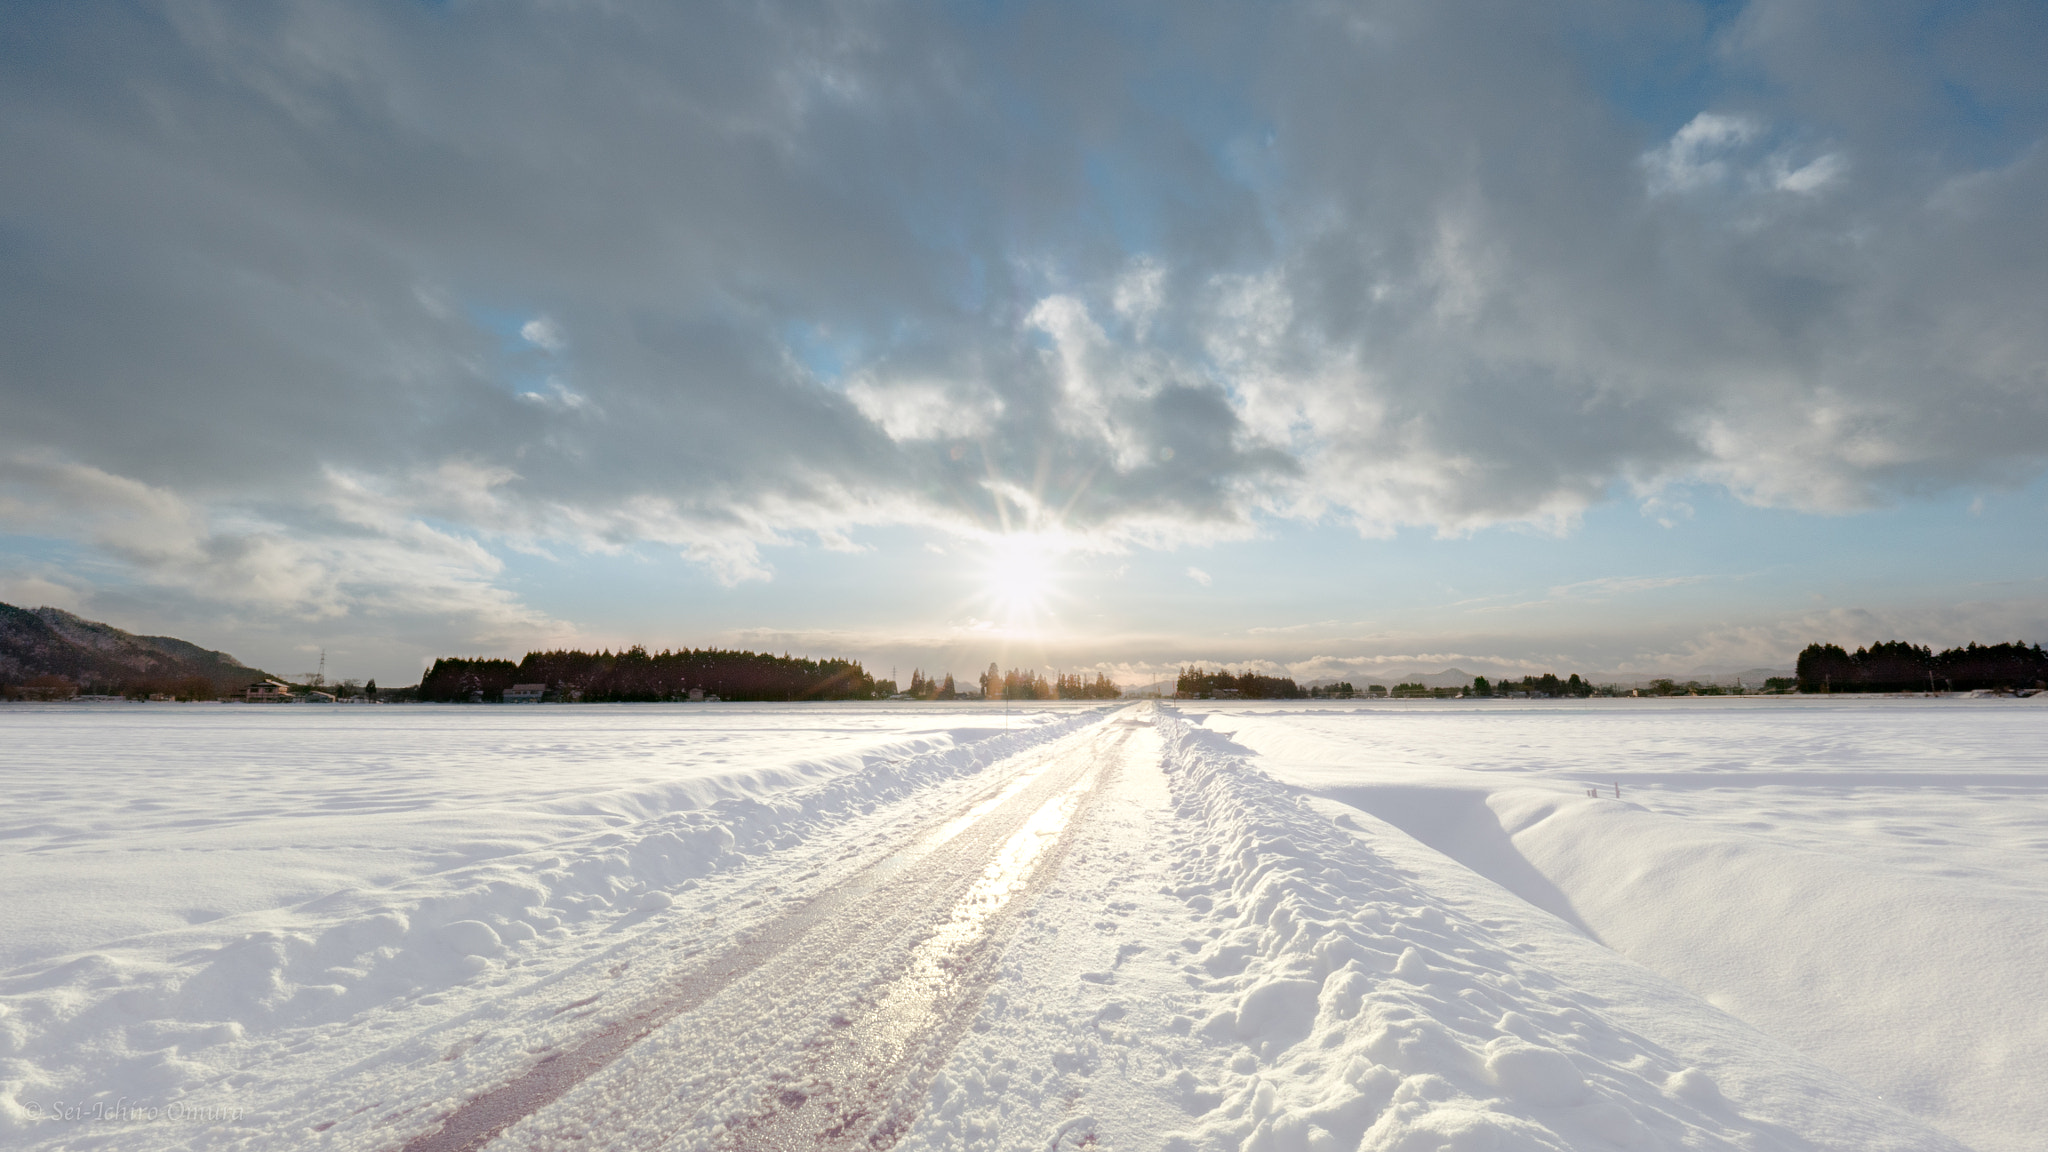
[
  {"left": 0, "top": 704, "right": 1042, "bottom": 969},
  {"left": 0, "top": 703, "right": 1098, "bottom": 1146},
  {"left": 1206, "top": 697, "right": 2048, "bottom": 896},
  {"left": 1195, "top": 698, "right": 2048, "bottom": 1152},
  {"left": 0, "top": 698, "right": 2041, "bottom": 1152}
]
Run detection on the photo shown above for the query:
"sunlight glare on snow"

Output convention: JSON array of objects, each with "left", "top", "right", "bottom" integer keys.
[{"left": 878, "top": 763, "right": 1100, "bottom": 1053}]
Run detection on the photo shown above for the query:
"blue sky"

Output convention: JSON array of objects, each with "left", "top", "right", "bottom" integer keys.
[{"left": 1, "top": 0, "right": 2044, "bottom": 685}]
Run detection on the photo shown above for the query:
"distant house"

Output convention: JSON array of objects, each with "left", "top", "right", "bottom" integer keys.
[
  {"left": 244, "top": 680, "right": 293, "bottom": 703},
  {"left": 504, "top": 683, "right": 546, "bottom": 703}
]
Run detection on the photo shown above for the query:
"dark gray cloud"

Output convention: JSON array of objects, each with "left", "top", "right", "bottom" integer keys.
[{"left": 1, "top": 0, "right": 2044, "bottom": 645}]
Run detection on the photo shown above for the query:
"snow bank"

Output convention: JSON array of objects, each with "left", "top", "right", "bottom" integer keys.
[
  {"left": 0, "top": 704, "right": 1111, "bottom": 1146},
  {"left": 0, "top": 705, "right": 1041, "bottom": 969},
  {"left": 1131, "top": 711, "right": 1958, "bottom": 1152},
  {"left": 1308, "top": 781, "right": 2048, "bottom": 1149},
  {"left": 1494, "top": 787, "right": 2048, "bottom": 1147},
  {"left": 1207, "top": 698, "right": 2048, "bottom": 1152}
]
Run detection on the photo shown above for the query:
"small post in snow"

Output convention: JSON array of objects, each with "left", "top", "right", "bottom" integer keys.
[{"left": 1613, "top": 782, "right": 1620, "bottom": 799}]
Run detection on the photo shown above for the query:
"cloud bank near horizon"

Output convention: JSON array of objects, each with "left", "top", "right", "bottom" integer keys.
[{"left": 2, "top": 0, "right": 2045, "bottom": 669}]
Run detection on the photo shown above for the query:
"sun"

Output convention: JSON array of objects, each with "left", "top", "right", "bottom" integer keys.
[{"left": 981, "top": 533, "right": 1062, "bottom": 623}]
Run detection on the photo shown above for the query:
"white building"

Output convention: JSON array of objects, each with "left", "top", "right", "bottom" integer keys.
[
  {"left": 504, "top": 683, "right": 546, "bottom": 703},
  {"left": 244, "top": 680, "right": 293, "bottom": 703}
]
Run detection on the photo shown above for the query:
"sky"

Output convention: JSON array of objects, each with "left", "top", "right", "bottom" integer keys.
[{"left": 2, "top": 0, "right": 2046, "bottom": 688}]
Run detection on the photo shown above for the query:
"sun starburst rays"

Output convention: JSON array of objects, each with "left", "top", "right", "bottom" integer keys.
[{"left": 979, "top": 532, "right": 1066, "bottom": 632}]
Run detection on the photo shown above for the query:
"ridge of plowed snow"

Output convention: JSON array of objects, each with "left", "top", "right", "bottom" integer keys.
[{"left": 902, "top": 706, "right": 1965, "bottom": 1151}]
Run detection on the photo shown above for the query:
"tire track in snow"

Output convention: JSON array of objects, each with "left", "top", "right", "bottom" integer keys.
[
  {"left": 398, "top": 711, "right": 1136, "bottom": 1152},
  {"left": 710, "top": 718, "right": 1135, "bottom": 1151}
]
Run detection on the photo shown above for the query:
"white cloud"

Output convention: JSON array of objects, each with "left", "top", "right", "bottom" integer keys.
[
  {"left": 520, "top": 317, "right": 566, "bottom": 352},
  {"left": 1186, "top": 566, "right": 1212, "bottom": 586},
  {"left": 0, "top": 571, "right": 86, "bottom": 613},
  {"left": 0, "top": 451, "right": 208, "bottom": 567},
  {"left": 1028, "top": 293, "right": 1168, "bottom": 473},
  {"left": 1644, "top": 113, "right": 1760, "bottom": 195},
  {"left": 844, "top": 376, "right": 1002, "bottom": 441},
  {"left": 1774, "top": 151, "right": 1847, "bottom": 194},
  {"left": 0, "top": 451, "right": 563, "bottom": 639},
  {"left": 0, "top": 0, "right": 2043, "bottom": 661},
  {"left": 1644, "top": 112, "right": 1849, "bottom": 205},
  {"left": 1112, "top": 256, "right": 1166, "bottom": 337},
  {"left": 518, "top": 378, "right": 592, "bottom": 411},
  {"left": 1615, "top": 596, "right": 2048, "bottom": 677},
  {"left": 680, "top": 536, "right": 774, "bottom": 586},
  {"left": 1455, "top": 574, "right": 1716, "bottom": 616},
  {"left": 1638, "top": 493, "right": 1695, "bottom": 529}
]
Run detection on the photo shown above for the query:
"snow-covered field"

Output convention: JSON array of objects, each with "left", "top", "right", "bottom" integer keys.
[
  {"left": 0, "top": 698, "right": 2040, "bottom": 1152},
  {"left": 1193, "top": 698, "right": 2048, "bottom": 1152},
  {"left": 0, "top": 705, "right": 1063, "bottom": 969}
]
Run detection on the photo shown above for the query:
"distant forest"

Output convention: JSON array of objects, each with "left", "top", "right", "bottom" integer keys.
[
  {"left": 1472, "top": 673, "right": 1596, "bottom": 698},
  {"left": 974, "top": 665, "right": 1122, "bottom": 700},
  {"left": 1173, "top": 668, "right": 1607, "bottom": 700},
  {"left": 420, "top": 647, "right": 881, "bottom": 702},
  {"left": 1796, "top": 641, "right": 2048, "bottom": 692},
  {"left": 418, "top": 649, "right": 1124, "bottom": 703},
  {"left": 1176, "top": 667, "right": 1306, "bottom": 699}
]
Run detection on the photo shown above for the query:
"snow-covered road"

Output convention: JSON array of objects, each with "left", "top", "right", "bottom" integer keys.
[
  {"left": 3, "top": 699, "right": 2039, "bottom": 1151},
  {"left": 406, "top": 710, "right": 1128, "bottom": 1152}
]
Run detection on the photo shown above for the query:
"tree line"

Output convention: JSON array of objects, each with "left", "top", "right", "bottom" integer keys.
[
  {"left": 1175, "top": 667, "right": 1306, "bottom": 699},
  {"left": 419, "top": 646, "right": 880, "bottom": 702},
  {"left": 973, "top": 664, "right": 1122, "bottom": 700},
  {"left": 1795, "top": 641, "right": 2048, "bottom": 693},
  {"left": 416, "top": 649, "right": 1125, "bottom": 703},
  {"left": 1471, "top": 673, "right": 1595, "bottom": 698}
]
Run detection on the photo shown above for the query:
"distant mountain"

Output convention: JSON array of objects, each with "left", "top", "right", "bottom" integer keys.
[
  {"left": 1365, "top": 667, "right": 1477, "bottom": 689},
  {"left": 1593, "top": 667, "right": 1793, "bottom": 688},
  {"left": 0, "top": 603, "right": 272, "bottom": 692}
]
